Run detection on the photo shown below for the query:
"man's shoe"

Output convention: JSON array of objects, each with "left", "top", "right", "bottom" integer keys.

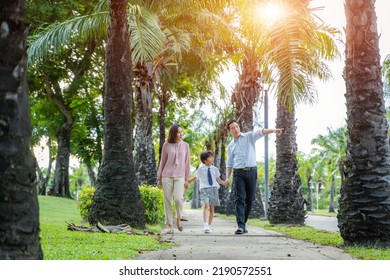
[{"left": 235, "top": 228, "right": 246, "bottom": 234}]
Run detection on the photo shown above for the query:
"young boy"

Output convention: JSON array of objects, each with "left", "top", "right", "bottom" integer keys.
[{"left": 190, "top": 151, "right": 228, "bottom": 233}]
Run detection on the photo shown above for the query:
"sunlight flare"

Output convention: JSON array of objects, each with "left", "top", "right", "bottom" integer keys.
[{"left": 256, "top": 1, "right": 284, "bottom": 25}]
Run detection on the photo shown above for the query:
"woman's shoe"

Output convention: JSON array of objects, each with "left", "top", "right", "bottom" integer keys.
[
  {"left": 176, "top": 219, "right": 183, "bottom": 232},
  {"left": 162, "top": 226, "right": 174, "bottom": 235}
]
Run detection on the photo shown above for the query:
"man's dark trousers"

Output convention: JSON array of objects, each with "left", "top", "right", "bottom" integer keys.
[{"left": 233, "top": 168, "right": 257, "bottom": 230}]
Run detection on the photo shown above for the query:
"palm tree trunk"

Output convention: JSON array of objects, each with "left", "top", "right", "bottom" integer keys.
[
  {"left": 229, "top": 59, "right": 265, "bottom": 217},
  {"left": 216, "top": 134, "right": 230, "bottom": 214},
  {"left": 339, "top": 0, "right": 390, "bottom": 246},
  {"left": 50, "top": 122, "right": 72, "bottom": 197},
  {"left": 157, "top": 90, "right": 169, "bottom": 163},
  {"left": 0, "top": 0, "right": 42, "bottom": 259},
  {"left": 134, "top": 63, "right": 157, "bottom": 186},
  {"left": 329, "top": 176, "right": 335, "bottom": 213},
  {"left": 231, "top": 58, "right": 261, "bottom": 132},
  {"left": 268, "top": 98, "right": 306, "bottom": 225},
  {"left": 307, "top": 175, "right": 313, "bottom": 211},
  {"left": 85, "top": 161, "right": 97, "bottom": 187},
  {"left": 88, "top": 0, "right": 145, "bottom": 227},
  {"left": 191, "top": 179, "right": 201, "bottom": 209}
]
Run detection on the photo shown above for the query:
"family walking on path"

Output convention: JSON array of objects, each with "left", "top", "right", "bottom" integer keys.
[
  {"left": 157, "top": 121, "right": 282, "bottom": 236},
  {"left": 149, "top": 121, "right": 354, "bottom": 260},
  {"left": 157, "top": 121, "right": 282, "bottom": 235}
]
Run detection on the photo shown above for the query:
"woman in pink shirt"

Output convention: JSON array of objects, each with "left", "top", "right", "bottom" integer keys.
[{"left": 157, "top": 124, "right": 190, "bottom": 234}]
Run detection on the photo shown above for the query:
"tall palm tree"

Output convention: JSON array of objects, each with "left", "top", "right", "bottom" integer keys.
[
  {"left": 311, "top": 127, "right": 346, "bottom": 212},
  {"left": 339, "top": 0, "right": 390, "bottom": 246},
  {"left": 296, "top": 151, "right": 315, "bottom": 211},
  {"left": 210, "top": 0, "right": 273, "bottom": 217},
  {"left": 88, "top": 0, "right": 145, "bottom": 227},
  {"left": 267, "top": 0, "right": 339, "bottom": 225},
  {"left": 131, "top": 6, "right": 190, "bottom": 185},
  {"left": 0, "top": 0, "right": 42, "bottom": 259}
]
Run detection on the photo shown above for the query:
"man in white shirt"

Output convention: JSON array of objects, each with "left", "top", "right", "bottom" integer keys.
[{"left": 226, "top": 120, "right": 282, "bottom": 234}]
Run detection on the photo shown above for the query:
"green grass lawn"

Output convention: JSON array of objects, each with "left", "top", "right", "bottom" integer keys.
[
  {"left": 38, "top": 195, "right": 390, "bottom": 260},
  {"left": 246, "top": 217, "right": 390, "bottom": 260},
  {"left": 38, "top": 196, "right": 171, "bottom": 260}
]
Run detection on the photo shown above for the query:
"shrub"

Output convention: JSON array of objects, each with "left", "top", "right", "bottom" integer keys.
[
  {"left": 77, "top": 186, "right": 96, "bottom": 220},
  {"left": 139, "top": 185, "right": 164, "bottom": 225},
  {"left": 76, "top": 185, "right": 164, "bottom": 225}
]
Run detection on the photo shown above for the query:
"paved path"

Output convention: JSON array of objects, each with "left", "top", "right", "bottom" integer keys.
[
  {"left": 136, "top": 209, "right": 352, "bottom": 260},
  {"left": 306, "top": 215, "right": 339, "bottom": 232}
]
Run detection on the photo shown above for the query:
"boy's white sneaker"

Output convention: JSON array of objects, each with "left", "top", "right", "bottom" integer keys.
[{"left": 203, "top": 225, "right": 211, "bottom": 233}]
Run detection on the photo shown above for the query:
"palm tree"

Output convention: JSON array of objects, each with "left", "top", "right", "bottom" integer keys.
[
  {"left": 88, "top": 0, "right": 145, "bottom": 227},
  {"left": 339, "top": 0, "right": 390, "bottom": 246},
  {"left": 296, "top": 151, "right": 315, "bottom": 211},
  {"left": 227, "top": 1, "right": 269, "bottom": 132},
  {"left": 267, "top": 0, "right": 339, "bottom": 225},
  {"left": 311, "top": 127, "right": 346, "bottom": 212},
  {"left": 0, "top": 0, "right": 42, "bottom": 259},
  {"left": 211, "top": 0, "right": 273, "bottom": 218},
  {"left": 131, "top": 3, "right": 190, "bottom": 185}
]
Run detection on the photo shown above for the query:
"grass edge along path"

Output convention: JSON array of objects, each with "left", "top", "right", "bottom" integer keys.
[
  {"left": 39, "top": 196, "right": 172, "bottom": 260},
  {"left": 243, "top": 216, "right": 390, "bottom": 260},
  {"left": 39, "top": 195, "right": 390, "bottom": 260}
]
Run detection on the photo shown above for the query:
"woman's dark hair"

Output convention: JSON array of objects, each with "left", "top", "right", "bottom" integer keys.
[
  {"left": 167, "top": 124, "right": 181, "bottom": 143},
  {"left": 226, "top": 119, "right": 238, "bottom": 130},
  {"left": 200, "top": 150, "right": 214, "bottom": 163}
]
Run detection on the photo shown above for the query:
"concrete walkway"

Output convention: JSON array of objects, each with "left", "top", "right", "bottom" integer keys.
[
  {"left": 306, "top": 214, "right": 339, "bottom": 232},
  {"left": 136, "top": 209, "right": 353, "bottom": 260}
]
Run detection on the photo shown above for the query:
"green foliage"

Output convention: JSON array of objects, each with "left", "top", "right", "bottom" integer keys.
[
  {"left": 139, "top": 185, "right": 164, "bottom": 224},
  {"left": 77, "top": 185, "right": 164, "bottom": 224},
  {"left": 69, "top": 165, "right": 92, "bottom": 198},
  {"left": 38, "top": 196, "right": 170, "bottom": 260},
  {"left": 77, "top": 186, "right": 96, "bottom": 220}
]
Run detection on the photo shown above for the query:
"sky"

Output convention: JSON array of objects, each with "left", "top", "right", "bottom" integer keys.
[
  {"left": 221, "top": 0, "right": 390, "bottom": 160},
  {"left": 294, "top": 0, "right": 390, "bottom": 154}
]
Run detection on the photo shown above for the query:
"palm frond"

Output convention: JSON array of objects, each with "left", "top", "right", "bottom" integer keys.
[
  {"left": 28, "top": 2, "right": 166, "bottom": 66},
  {"left": 129, "top": 8, "right": 165, "bottom": 63},
  {"left": 267, "top": 1, "right": 339, "bottom": 109},
  {"left": 28, "top": 12, "right": 109, "bottom": 65},
  {"left": 163, "top": 26, "right": 191, "bottom": 57}
]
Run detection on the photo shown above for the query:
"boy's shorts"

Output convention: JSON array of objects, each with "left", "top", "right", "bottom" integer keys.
[{"left": 200, "top": 187, "right": 220, "bottom": 206}]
